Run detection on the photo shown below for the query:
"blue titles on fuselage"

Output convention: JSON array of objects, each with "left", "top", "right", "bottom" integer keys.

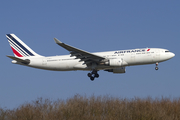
[{"left": 114, "top": 49, "right": 146, "bottom": 54}]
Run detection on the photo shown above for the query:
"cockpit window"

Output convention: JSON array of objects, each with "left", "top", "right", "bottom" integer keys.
[{"left": 165, "top": 51, "right": 170, "bottom": 52}]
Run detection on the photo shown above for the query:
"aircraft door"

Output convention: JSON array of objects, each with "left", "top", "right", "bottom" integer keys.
[
  {"left": 42, "top": 59, "right": 47, "bottom": 65},
  {"left": 131, "top": 53, "right": 135, "bottom": 63},
  {"left": 153, "top": 50, "right": 160, "bottom": 61},
  {"left": 121, "top": 58, "right": 127, "bottom": 66}
]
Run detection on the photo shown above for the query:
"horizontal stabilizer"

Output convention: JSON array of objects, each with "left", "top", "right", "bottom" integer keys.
[{"left": 7, "top": 55, "right": 30, "bottom": 64}]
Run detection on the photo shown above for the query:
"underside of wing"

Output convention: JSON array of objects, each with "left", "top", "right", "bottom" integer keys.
[{"left": 54, "top": 38, "right": 106, "bottom": 65}]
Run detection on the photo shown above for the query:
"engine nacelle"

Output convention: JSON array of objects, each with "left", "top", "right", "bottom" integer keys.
[
  {"left": 105, "top": 67, "right": 126, "bottom": 74},
  {"left": 105, "top": 59, "right": 122, "bottom": 67}
]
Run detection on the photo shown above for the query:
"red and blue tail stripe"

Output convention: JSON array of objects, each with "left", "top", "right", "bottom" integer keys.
[
  {"left": 6, "top": 34, "right": 40, "bottom": 57},
  {"left": 7, "top": 36, "right": 29, "bottom": 57}
]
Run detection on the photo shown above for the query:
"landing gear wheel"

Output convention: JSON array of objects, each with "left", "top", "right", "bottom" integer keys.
[
  {"left": 87, "top": 73, "right": 92, "bottom": 77},
  {"left": 155, "top": 62, "right": 159, "bottom": 70},
  {"left": 90, "top": 77, "right": 95, "bottom": 81},
  {"left": 88, "top": 69, "right": 99, "bottom": 81},
  {"left": 155, "top": 67, "right": 158, "bottom": 70},
  {"left": 95, "top": 74, "right": 99, "bottom": 78}
]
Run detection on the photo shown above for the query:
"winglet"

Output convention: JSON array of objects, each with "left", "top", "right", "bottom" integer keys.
[{"left": 54, "top": 38, "right": 62, "bottom": 44}]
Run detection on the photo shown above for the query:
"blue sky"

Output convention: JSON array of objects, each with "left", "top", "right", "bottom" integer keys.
[{"left": 0, "top": 1, "right": 179, "bottom": 109}]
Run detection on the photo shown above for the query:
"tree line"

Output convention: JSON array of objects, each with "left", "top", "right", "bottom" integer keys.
[{"left": 0, "top": 95, "right": 180, "bottom": 120}]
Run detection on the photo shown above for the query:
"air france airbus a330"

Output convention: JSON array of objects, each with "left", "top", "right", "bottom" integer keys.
[{"left": 6, "top": 34, "right": 175, "bottom": 81}]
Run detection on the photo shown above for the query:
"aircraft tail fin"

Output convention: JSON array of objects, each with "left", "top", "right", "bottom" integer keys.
[{"left": 6, "top": 34, "right": 41, "bottom": 57}]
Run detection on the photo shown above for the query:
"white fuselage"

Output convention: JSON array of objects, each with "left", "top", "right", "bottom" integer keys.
[
  {"left": 6, "top": 34, "right": 175, "bottom": 80},
  {"left": 13, "top": 48, "right": 175, "bottom": 71}
]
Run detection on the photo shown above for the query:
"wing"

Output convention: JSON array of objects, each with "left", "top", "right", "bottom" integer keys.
[{"left": 54, "top": 38, "right": 106, "bottom": 64}]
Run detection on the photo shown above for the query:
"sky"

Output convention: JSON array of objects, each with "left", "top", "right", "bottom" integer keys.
[{"left": 0, "top": 1, "right": 179, "bottom": 109}]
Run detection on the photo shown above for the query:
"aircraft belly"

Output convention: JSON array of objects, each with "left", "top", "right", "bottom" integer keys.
[
  {"left": 51, "top": 61, "right": 76, "bottom": 70},
  {"left": 73, "top": 63, "right": 88, "bottom": 70},
  {"left": 29, "top": 58, "right": 77, "bottom": 71}
]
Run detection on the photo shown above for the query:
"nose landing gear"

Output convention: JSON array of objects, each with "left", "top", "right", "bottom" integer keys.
[
  {"left": 155, "top": 62, "right": 159, "bottom": 70},
  {"left": 87, "top": 70, "right": 99, "bottom": 81}
]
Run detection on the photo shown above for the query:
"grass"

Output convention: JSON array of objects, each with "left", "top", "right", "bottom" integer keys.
[{"left": 1, "top": 95, "right": 180, "bottom": 120}]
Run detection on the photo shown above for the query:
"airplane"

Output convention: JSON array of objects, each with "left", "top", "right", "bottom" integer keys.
[{"left": 6, "top": 34, "right": 175, "bottom": 81}]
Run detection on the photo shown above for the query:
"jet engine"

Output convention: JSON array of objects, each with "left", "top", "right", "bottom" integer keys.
[
  {"left": 105, "top": 59, "right": 122, "bottom": 67},
  {"left": 105, "top": 67, "right": 126, "bottom": 73}
]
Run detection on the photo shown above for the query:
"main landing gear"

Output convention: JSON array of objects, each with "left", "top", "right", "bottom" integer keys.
[
  {"left": 155, "top": 62, "right": 159, "bottom": 70},
  {"left": 87, "top": 70, "right": 99, "bottom": 81}
]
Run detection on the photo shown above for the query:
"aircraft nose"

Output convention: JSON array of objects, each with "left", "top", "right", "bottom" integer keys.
[{"left": 170, "top": 52, "right": 175, "bottom": 58}]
